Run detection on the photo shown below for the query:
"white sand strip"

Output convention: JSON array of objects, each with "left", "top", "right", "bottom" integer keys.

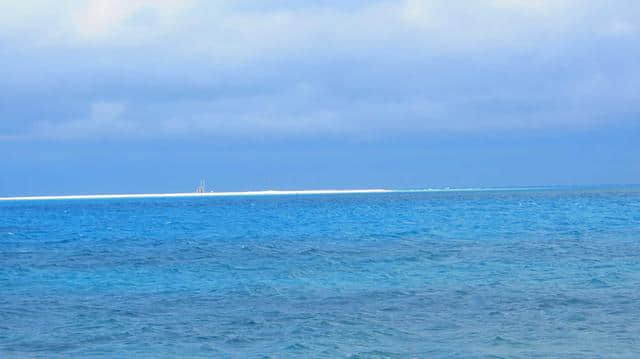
[{"left": 0, "top": 189, "right": 392, "bottom": 201}]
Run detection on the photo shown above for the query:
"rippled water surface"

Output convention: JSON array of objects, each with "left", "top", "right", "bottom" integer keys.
[{"left": 1, "top": 187, "right": 640, "bottom": 357}]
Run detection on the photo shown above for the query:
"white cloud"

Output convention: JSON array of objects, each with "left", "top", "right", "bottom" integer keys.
[
  {"left": 70, "top": 0, "right": 193, "bottom": 42},
  {"left": 602, "top": 20, "right": 636, "bottom": 36},
  {"left": 0, "top": 1, "right": 612, "bottom": 54},
  {"left": 72, "top": 0, "right": 140, "bottom": 39}
]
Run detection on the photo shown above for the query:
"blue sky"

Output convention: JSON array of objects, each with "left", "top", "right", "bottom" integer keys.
[{"left": 1, "top": 0, "right": 639, "bottom": 195}]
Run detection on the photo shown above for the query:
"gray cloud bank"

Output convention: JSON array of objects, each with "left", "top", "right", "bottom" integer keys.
[{"left": 1, "top": 0, "right": 639, "bottom": 140}]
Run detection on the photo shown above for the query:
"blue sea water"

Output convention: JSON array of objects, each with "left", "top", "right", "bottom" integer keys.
[{"left": 1, "top": 187, "right": 640, "bottom": 358}]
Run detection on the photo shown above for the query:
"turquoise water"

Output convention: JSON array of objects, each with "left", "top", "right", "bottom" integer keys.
[{"left": 1, "top": 187, "right": 640, "bottom": 357}]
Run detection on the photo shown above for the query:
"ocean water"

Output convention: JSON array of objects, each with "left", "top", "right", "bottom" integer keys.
[{"left": 1, "top": 187, "right": 640, "bottom": 358}]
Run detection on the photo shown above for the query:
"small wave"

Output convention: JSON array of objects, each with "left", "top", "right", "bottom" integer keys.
[
  {"left": 225, "top": 336, "right": 256, "bottom": 345},
  {"left": 286, "top": 343, "right": 310, "bottom": 351},
  {"left": 588, "top": 278, "right": 610, "bottom": 288}
]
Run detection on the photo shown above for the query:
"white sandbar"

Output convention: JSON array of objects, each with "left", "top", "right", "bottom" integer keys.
[{"left": 0, "top": 189, "right": 392, "bottom": 201}]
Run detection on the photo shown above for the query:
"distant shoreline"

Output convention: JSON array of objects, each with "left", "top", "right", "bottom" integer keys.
[
  {"left": 1, "top": 185, "right": 633, "bottom": 201},
  {"left": 0, "top": 189, "right": 392, "bottom": 201}
]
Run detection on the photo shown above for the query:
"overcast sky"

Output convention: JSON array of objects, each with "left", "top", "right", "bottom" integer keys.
[{"left": 1, "top": 0, "right": 639, "bottom": 195}]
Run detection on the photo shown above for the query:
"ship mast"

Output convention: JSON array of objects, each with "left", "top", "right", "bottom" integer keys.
[{"left": 196, "top": 179, "right": 206, "bottom": 193}]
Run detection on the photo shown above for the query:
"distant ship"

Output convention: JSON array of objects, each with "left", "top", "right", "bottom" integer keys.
[{"left": 195, "top": 179, "right": 206, "bottom": 193}]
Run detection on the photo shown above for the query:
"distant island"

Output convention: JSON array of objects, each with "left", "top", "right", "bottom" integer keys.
[{"left": 0, "top": 189, "right": 392, "bottom": 201}]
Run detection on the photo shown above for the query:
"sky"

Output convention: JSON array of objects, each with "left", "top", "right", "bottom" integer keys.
[{"left": 1, "top": 0, "right": 639, "bottom": 195}]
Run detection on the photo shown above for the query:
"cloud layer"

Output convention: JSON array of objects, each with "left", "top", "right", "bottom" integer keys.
[{"left": 1, "top": 0, "right": 639, "bottom": 140}]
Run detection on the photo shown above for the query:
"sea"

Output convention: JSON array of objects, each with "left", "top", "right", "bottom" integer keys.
[{"left": 1, "top": 186, "right": 639, "bottom": 358}]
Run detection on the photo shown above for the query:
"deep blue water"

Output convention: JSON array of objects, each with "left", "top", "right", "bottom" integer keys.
[{"left": 1, "top": 187, "right": 640, "bottom": 358}]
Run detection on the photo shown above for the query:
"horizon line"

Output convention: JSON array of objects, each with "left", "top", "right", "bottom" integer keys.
[
  {"left": 1, "top": 184, "right": 637, "bottom": 201},
  {"left": 0, "top": 189, "right": 393, "bottom": 201}
]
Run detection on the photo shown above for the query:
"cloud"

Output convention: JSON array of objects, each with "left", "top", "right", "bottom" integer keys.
[
  {"left": 602, "top": 20, "right": 636, "bottom": 37},
  {"left": 70, "top": 0, "right": 192, "bottom": 42},
  {"left": 0, "top": 1, "right": 605, "bottom": 53},
  {"left": 33, "top": 102, "right": 134, "bottom": 139},
  {"left": 1, "top": 1, "right": 639, "bottom": 141}
]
